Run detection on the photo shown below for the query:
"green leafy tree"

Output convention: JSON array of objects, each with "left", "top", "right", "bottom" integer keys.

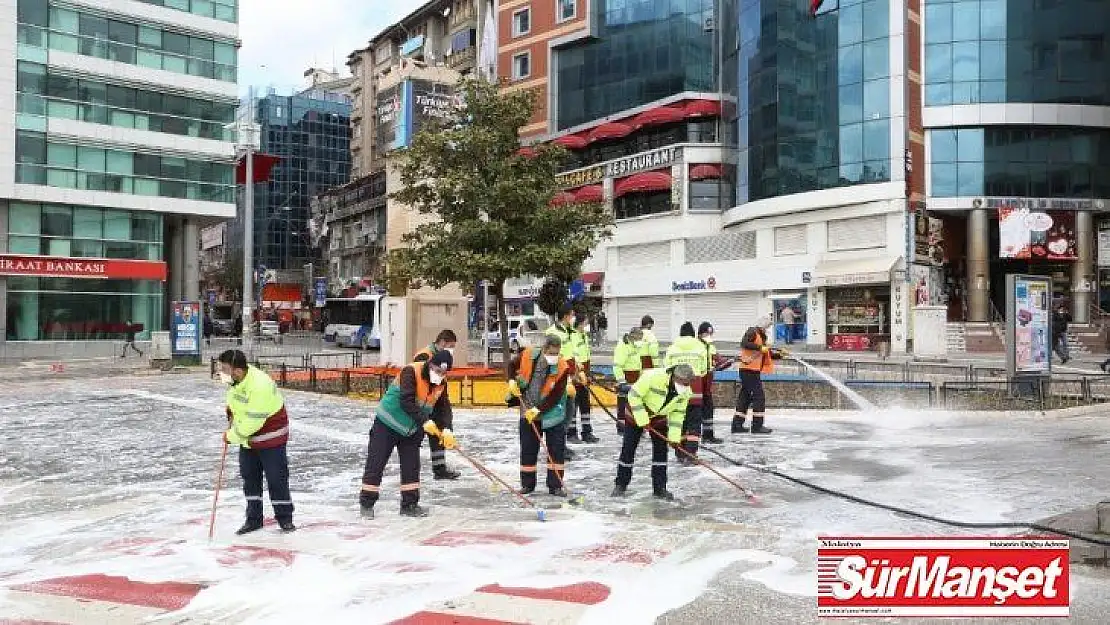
[
  {"left": 537, "top": 277, "right": 570, "bottom": 317},
  {"left": 389, "top": 78, "right": 614, "bottom": 373}
]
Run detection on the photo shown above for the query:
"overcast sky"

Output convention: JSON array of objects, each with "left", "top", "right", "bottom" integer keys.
[{"left": 237, "top": 0, "right": 426, "bottom": 96}]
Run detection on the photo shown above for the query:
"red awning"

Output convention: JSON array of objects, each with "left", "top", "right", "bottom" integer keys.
[
  {"left": 553, "top": 134, "right": 588, "bottom": 150},
  {"left": 689, "top": 163, "right": 724, "bottom": 180},
  {"left": 235, "top": 153, "right": 281, "bottom": 185},
  {"left": 550, "top": 191, "right": 576, "bottom": 206},
  {"left": 683, "top": 100, "right": 722, "bottom": 119},
  {"left": 574, "top": 185, "right": 604, "bottom": 203},
  {"left": 517, "top": 146, "right": 537, "bottom": 158},
  {"left": 261, "top": 283, "right": 302, "bottom": 303},
  {"left": 614, "top": 171, "right": 672, "bottom": 197},
  {"left": 631, "top": 105, "right": 685, "bottom": 130},
  {"left": 581, "top": 271, "right": 604, "bottom": 291},
  {"left": 588, "top": 122, "right": 633, "bottom": 143}
]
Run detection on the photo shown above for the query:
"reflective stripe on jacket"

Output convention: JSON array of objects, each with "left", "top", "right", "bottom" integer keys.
[
  {"left": 375, "top": 361, "right": 447, "bottom": 436},
  {"left": 627, "top": 368, "right": 690, "bottom": 442},
  {"left": 512, "top": 347, "right": 571, "bottom": 429},
  {"left": 226, "top": 366, "right": 289, "bottom": 449}
]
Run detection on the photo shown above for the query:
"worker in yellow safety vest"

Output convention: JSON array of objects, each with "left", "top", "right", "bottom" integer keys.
[
  {"left": 612, "top": 327, "right": 644, "bottom": 435},
  {"left": 664, "top": 322, "right": 709, "bottom": 463}
]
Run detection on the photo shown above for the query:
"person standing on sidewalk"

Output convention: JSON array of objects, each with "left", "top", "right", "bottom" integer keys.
[
  {"left": 732, "top": 319, "right": 783, "bottom": 435},
  {"left": 612, "top": 327, "right": 644, "bottom": 435},
  {"left": 596, "top": 311, "right": 608, "bottom": 346},
  {"left": 412, "top": 329, "right": 462, "bottom": 480},
  {"left": 218, "top": 349, "right": 294, "bottom": 534},
  {"left": 359, "top": 351, "right": 456, "bottom": 519},
  {"left": 1052, "top": 304, "right": 1071, "bottom": 364},
  {"left": 121, "top": 320, "right": 143, "bottom": 358}
]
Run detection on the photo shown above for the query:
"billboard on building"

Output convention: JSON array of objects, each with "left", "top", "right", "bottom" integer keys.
[
  {"left": 998, "top": 207, "right": 1077, "bottom": 260},
  {"left": 374, "top": 80, "right": 456, "bottom": 152}
]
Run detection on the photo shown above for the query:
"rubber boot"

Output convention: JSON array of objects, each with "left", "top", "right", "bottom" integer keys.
[
  {"left": 751, "top": 416, "right": 773, "bottom": 435},
  {"left": 581, "top": 427, "right": 599, "bottom": 444},
  {"left": 278, "top": 519, "right": 296, "bottom": 532},
  {"left": 236, "top": 520, "right": 263, "bottom": 535},
  {"left": 549, "top": 487, "right": 568, "bottom": 497},
  {"left": 731, "top": 415, "right": 749, "bottom": 433},
  {"left": 610, "top": 484, "right": 628, "bottom": 497},
  {"left": 433, "top": 466, "right": 461, "bottom": 480},
  {"left": 653, "top": 489, "right": 676, "bottom": 501},
  {"left": 400, "top": 503, "right": 430, "bottom": 517},
  {"left": 360, "top": 506, "right": 375, "bottom": 519},
  {"left": 702, "top": 430, "right": 724, "bottom": 444},
  {"left": 567, "top": 428, "right": 581, "bottom": 444}
]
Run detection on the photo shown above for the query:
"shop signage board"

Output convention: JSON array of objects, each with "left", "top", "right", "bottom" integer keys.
[
  {"left": 1098, "top": 220, "right": 1110, "bottom": 267},
  {"left": 671, "top": 276, "right": 717, "bottom": 292},
  {"left": 976, "top": 197, "right": 1105, "bottom": 211},
  {"left": 0, "top": 254, "right": 167, "bottom": 281},
  {"left": 1006, "top": 275, "right": 1052, "bottom": 377},
  {"left": 314, "top": 278, "right": 328, "bottom": 308},
  {"left": 171, "top": 301, "right": 202, "bottom": 357},
  {"left": 998, "top": 207, "right": 1077, "bottom": 260},
  {"left": 556, "top": 146, "right": 683, "bottom": 188}
]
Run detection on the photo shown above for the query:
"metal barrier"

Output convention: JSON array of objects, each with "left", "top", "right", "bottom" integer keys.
[{"left": 940, "top": 377, "right": 1109, "bottom": 411}]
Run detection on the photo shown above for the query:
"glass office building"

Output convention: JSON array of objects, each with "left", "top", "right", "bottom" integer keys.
[{"left": 2, "top": 0, "right": 239, "bottom": 346}]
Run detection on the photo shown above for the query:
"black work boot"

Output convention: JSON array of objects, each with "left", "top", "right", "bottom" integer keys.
[
  {"left": 278, "top": 519, "right": 296, "bottom": 532},
  {"left": 566, "top": 428, "right": 581, "bottom": 444},
  {"left": 653, "top": 489, "right": 676, "bottom": 501},
  {"left": 360, "top": 505, "right": 375, "bottom": 520},
  {"left": 751, "top": 416, "right": 773, "bottom": 435},
  {"left": 731, "top": 415, "right": 749, "bottom": 433},
  {"left": 549, "top": 487, "right": 568, "bottom": 497},
  {"left": 235, "top": 519, "right": 263, "bottom": 535},
  {"left": 400, "top": 503, "right": 429, "bottom": 518},
  {"left": 433, "top": 466, "right": 461, "bottom": 480},
  {"left": 565, "top": 447, "right": 577, "bottom": 461},
  {"left": 581, "top": 429, "right": 599, "bottom": 444},
  {"left": 610, "top": 484, "right": 628, "bottom": 497},
  {"left": 702, "top": 430, "right": 724, "bottom": 444}
]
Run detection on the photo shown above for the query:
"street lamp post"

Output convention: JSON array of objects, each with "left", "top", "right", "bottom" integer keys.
[{"left": 234, "top": 88, "right": 260, "bottom": 340}]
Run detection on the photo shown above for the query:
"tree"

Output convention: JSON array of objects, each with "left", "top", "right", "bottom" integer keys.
[
  {"left": 389, "top": 78, "right": 614, "bottom": 374},
  {"left": 204, "top": 252, "right": 244, "bottom": 301},
  {"left": 537, "top": 277, "right": 570, "bottom": 318}
]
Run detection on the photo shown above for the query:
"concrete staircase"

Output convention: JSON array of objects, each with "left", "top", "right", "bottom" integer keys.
[
  {"left": 963, "top": 322, "right": 1005, "bottom": 353},
  {"left": 1067, "top": 324, "right": 1103, "bottom": 357},
  {"left": 946, "top": 323, "right": 967, "bottom": 353}
]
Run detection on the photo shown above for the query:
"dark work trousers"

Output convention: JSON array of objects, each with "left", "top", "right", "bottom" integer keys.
[
  {"left": 616, "top": 391, "right": 630, "bottom": 434},
  {"left": 360, "top": 419, "right": 423, "bottom": 508},
  {"left": 701, "top": 391, "right": 717, "bottom": 438},
  {"left": 568, "top": 382, "right": 593, "bottom": 437},
  {"left": 427, "top": 434, "right": 448, "bottom": 473},
  {"left": 677, "top": 403, "right": 703, "bottom": 459},
  {"left": 615, "top": 418, "right": 669, "bottom": 492},
  {"left": 239, "top": 444, "right": 293, "bottom": 524},
  {"left": 735, "top": 370, "right": 766, "bottom": 415},
  {"left": 519, "top": 418, "right": 567, "bottom": 491}
]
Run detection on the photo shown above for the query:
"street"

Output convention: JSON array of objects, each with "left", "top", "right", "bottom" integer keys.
[{"left": 1, "top": 369, "right": 1108, "bottom": 624}]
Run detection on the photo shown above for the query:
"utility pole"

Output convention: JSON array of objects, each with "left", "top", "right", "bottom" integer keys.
[{"left": 240, "top": 87, "right": 257, "bottom": 339}]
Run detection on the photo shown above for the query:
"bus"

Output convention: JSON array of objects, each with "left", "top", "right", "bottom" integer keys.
[{"left": 323, "top": 294, "right": 384, "bottom": 349}]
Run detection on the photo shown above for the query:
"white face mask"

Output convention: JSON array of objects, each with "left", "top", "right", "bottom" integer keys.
[
  {"left": 633, "top": 340, "right": 644, "bottom": 348},
  {"left": 429, "top": 371, "right": 445, "bottom": 384},
  {"left": 544, "top": 354, "right": 559, "bottom": 365},
  {"left": 702, "top": 335, "right": 714, "bottom": 343},
  {"left": 675, "top": 383, "right": 691, "bottom": 394},
  {"left": 218, "top": 372, "right": 234, "bottom": 385}
]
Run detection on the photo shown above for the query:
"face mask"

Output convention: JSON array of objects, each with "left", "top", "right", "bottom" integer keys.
[
  {"left": 445, "top": 347, "right": 456, "bottom": 355},
  {"left": 218, "top": 372, "right": 234, "bottom": 385},
  {"left": 429, "top": 371, "right": 445, "bottom": 384},
  {"left": 634, "top": 341, "right": 644, "bottom": 348},
  {"left": 544, "top": 355, "right": 559, "bottom": 365},
  {"left": 675, "top": 383, "right": 690, "bottom": 394},
  {"left": 702, "top": 335, "right": 714, "bottom": 343}
]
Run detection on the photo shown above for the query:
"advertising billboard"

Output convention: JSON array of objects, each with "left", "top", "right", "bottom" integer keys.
[
  {"left": 171, "top": 301, "right": 202, "bottom": 357},
  {"left": 1006, "top": 275, "right": 1052, "bottom": 377},
  {"left": 998, "top": 207, "right": 1077, "bottom": 260},
  {"left": 373, "top": 80, "right": 456, "bottom": 152}
]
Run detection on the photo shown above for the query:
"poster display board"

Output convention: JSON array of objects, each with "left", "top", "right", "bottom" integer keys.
[
  {"left": 171, "top": 301, "right": 202, "bottom": 357},
  {"left": 1006, "top": 275, "right": 1052, "bottom": 377}
]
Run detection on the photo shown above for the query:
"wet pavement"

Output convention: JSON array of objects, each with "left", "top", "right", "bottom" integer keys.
[{"left": 1, "top": 371, "right": 1108, "bottom": 623}]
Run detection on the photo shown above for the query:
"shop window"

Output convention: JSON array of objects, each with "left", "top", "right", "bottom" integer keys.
[
  {"left": 826, "top": 287, "right": 890, "bottom": 351},
  {"left": 614, "top": 191, "right": 672, "bottom": 220},
  {"left": 558, "top": 0, "right": 576, "bottom": 23}
]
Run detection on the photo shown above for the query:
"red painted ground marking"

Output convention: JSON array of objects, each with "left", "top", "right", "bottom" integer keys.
[
  {"left": 419, "top": 531, "right": 537, "bottom": 547},
  {"left": 214, "top": 545, "right": 296, "bottom": 568},
  {"left": 476, "top": 582, "right": 611, "bottom": 605},
  {"left": 571, "top": 544, "right": 669, "bottom": 565},
  {"left": 12, "top": 575, "right": 202, "bottom": 611},
  {"left": 389, "top": 612, "right": 526, "bottom": 625},
  {"left": 101, "top": 537, "right": 181, "bottom": 557}
]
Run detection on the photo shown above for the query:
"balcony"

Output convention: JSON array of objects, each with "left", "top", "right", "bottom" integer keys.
[{"left": 447, "top": 47, "right": 476, "bottom": 70}]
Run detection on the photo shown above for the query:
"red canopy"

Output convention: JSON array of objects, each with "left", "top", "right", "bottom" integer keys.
[
  {"left": 588, "top": 122, "right": 633, "bottom": 143},
  {"left": 553, "top": 134, "right": 588, "bottom": 150},
  {"left": 689, "top": 163, "right": 724, "bottom": 180},
  {"left": 517, "top": 146, "right": 537, "bottom": 158},
  {"left": 550, "top": 191, "right": 576, "bottom": 206},
  {"left": 631, "top": 105, "right": 685, "bottom": 130},
  {"left": 574, "top": 185, "right": 604, "bottom": 203},
  {"left": 683, "top": 100, "right": 722, "bottom": 119},
  {"left": 614, "top": 171, "right": 672, "bottom": 197},
  {"left": 235, "top": 153, "right": 280, "bottom": 185}
]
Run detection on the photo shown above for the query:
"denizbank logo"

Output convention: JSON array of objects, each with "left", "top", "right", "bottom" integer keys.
[{"left": 672, "top": 276, "right": 717, "bottom": 292}]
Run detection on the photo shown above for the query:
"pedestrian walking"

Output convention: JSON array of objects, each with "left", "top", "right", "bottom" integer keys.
[
  {"left": 508, "top": 337, "right": 573, "bottom": 496},
  {"left": 612, "top": 327, "right": 644, "bottom": 435},
  {"left": 217, "top": 349, "right": 294, "bottom": 534},
  {"left": 203, "top": 314, "right": 213, "bottom": 347},
  {"left": 664, "top": 322, "right": 708, "bottom": 463},
  {"left": 780, "top": 305, "right": 797, "bottom": 345},
  {"left": 359, "top": 351, "right": 456, "bottom": 519},
  {"left": 611, "top": 364, "right": 695, "bottom": 501},
  {"left": 120, "top": 320, "right": 143, "bottom": 358},
  {"left": 412, "top": 329, "right": 461, "bottom": 480},
  {"left": 1052, "top": 304, "right": 1071, "bottom": 364},
  {"left": 732, "top": 319, "right": 783, "bottom": 435}
]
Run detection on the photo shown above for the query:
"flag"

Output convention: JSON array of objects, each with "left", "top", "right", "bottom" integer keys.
[
  {"left": 478, "top": 0, "right": 497, "bottom": 81},
  {"left": 810, "top": 0, "right": 838, "bottom": 17}
]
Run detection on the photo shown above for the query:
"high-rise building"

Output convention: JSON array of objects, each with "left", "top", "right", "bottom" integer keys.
[{"left": 1, "top": 0, "right": 239, "bottom": 353}]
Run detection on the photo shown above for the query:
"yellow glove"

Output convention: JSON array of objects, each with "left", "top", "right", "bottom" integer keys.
[
  {"left": 440, "top": 429, "right": 457, "bottom": 450},
  {"left": 524, "top": 407, "right": 540, "bottom": 423},
  {"left": 760, "top": 345, "right": 770, "bottom": 353},
  {"left": 667, "top": 427, "right": 682, "bottom": 445},
  {"left": 566, "top": 384, "right": 577, "bottom": 399},
  {"left": 508, "top": 379, "right": 522, "bottom": 397},
  {"left": 576, "top": 372, "right": 588, "bottom": 385},
  {"left": 423, "top": 421, "right": 441, "bottom": 438}
]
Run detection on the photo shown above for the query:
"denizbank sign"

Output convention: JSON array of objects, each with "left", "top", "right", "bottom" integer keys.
[
  {"left": 556, "top": 146, "right": 682, "bottom": 188},
  {"left": 672, "top": 276, "right": 717, "bottom": 292}
]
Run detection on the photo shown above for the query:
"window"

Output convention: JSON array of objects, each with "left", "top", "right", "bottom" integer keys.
[
  {"left": 512, "top": 8, "right": 531, "bottom": 37},
  {"left": 512, "top": 52, "right": 531, "bottom": 80},
  {"left": 558, "top": 0, "right": 576, "bottom": 22}
]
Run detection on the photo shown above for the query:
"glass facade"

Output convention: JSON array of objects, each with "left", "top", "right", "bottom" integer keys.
[
  {"left": 16, "top": 61, "right": 236, "bottom": 141},
  {"left": 929, "top": 126, "right": 1110, "bottom": 198},
  {"left": 238, "top": 90, "right": 352, "bottom": 270},
  {"left": 924, "top": 0, "right": 1110, "bottom": 106},
  {"left": 727, "top": 0, "right": 892, "bottom": 204},
  {"left": 14, "top": 131, "right": 234, "bottom": 202},
  {"left": 17, "top": 0, "right": 237, "bottom": 83},
  {"left": 4, "top": 203, "right": 165, "bottom": 341},
  {"left": 135, "top": 0, "right": 238, "bottom": 23},
  {"left": 555, "top": 0, "right": 715, "bottom": 130}
]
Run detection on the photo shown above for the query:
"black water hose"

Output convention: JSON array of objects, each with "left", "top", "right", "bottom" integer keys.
[{"left": 586, "top": 380, "right": 1110, "bottom": 548}]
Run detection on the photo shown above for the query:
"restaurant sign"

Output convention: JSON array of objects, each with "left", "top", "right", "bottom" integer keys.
[{"left": 556, "top": 146, "right": 682, "bottom": 188}]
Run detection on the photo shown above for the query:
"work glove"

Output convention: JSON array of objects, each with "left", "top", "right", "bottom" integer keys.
[
  {"left": 423, "top": 421, "right": 442, "bottom": 438},
  {"left": 667, "top": 427, "right": 682, "bottom": 445},
  {"left": 507, "top": 379, "right": 522, "bottom": 397},
  {"left": 524, "top": 407, "right": 540, "bottom": 423},
  {"left": 771, "top": 348, "right": 787, "bottom": 360},
  {"left": 576, "top": 372, "right": 588, "bottom": 386},
  {"left": 566, "top": 384, "right": 577, "bottom": 399},
  {"left": 760, "top": 346, "right": 770, "bottom": 354},
  {"left": 439, "top": 429, "right": 457, "bottom": 450},
  {"left": 617, "top": 382, "right": 631, "bottom": 395}
]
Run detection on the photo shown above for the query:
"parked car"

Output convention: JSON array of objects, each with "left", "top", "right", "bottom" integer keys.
[
  {"left": 487, "top": 316, "right": 550, "bottom": 352},
  {"left": 256, "top": 320, "right": 283, "bottom": 343}
]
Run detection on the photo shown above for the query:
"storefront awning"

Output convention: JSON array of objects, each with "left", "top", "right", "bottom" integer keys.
[
  {"left": 812, "top": 256, "right": 901, "bottom": 287},
  {"left": 588, "top": 122, "right": 633, "bottom": 143},
  {"left": 553, "top": 134, "right": 588, "bottom": 150},
  {"left": 614, "top": 171, "right": 672, "bottom": 197},
  {"left": 630, "top": 105, "right": 685, "bottom": 130},
  {"left": 689, "top": 163, "right": 724, "bottom": 180},
  {"left": 550, "top": 191, "right": 576, "bottom": 206},
  {"left": 581, "top": 271, "right": 605, "bottom": 292},
  {"left": 574, "top": 185, "right": 604, "bottom": 203},
  {"left": 683, "top": 99, "right": 722, "bottom": 119}
]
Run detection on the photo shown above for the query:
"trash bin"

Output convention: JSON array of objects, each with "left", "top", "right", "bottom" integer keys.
[{"left": 150, "top": 331, "right": 171, "bottom": 361}]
